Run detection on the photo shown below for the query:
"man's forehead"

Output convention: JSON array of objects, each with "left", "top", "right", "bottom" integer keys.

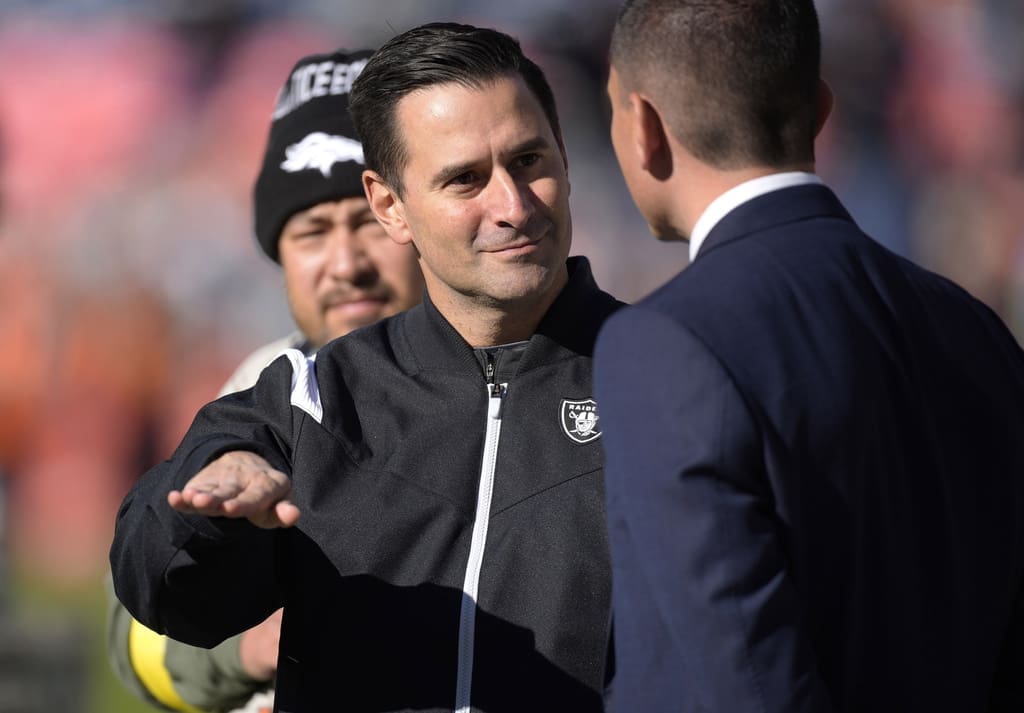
[{"left": 394, "top": 76, "right": 550, "bottom": 155}]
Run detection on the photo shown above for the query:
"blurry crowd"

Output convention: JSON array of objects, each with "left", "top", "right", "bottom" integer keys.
[
  {"left": 0, "top": 0, "right": 1021, "bottom": 623},
  {"left": 818, "top": 0, "right": 1024, "bottom": 329}
]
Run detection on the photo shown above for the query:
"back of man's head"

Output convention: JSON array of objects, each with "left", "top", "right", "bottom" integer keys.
[
  {"left": 254, "top": 48, "right": 374, "bottom": 263},
  {"left": 349, "top": 22, "right": 562, "bottom": 197},
  {"left": 610, "top": 0, "right": 822, "bottom": 169}
]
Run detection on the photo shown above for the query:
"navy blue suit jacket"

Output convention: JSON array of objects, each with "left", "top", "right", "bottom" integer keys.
[{"left": 595, "top": 184, "right": 1024, "bottom": 712}]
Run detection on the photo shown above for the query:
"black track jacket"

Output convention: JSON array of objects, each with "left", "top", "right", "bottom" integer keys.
[{"left": 111, "top": 257, "right": 624, "bottom": 713}]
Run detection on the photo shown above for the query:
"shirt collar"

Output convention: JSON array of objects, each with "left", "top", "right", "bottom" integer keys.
[{"left": 688, "top": 171, "right": 823, "bottom": 262}]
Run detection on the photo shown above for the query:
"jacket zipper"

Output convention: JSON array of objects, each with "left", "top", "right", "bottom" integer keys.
[{"left": 454, "top": 353, "right": 505, "bottom": 712}]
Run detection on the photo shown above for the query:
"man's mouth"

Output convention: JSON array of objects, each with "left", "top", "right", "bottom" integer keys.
[
  {"left": 478, "top": 223, "right": 550, "bottom": 254},
  {"left": 324, "top": 294, "right": 387, "bottom": 317},
  {"left": 483, "top": 237, "right": 541, "bottom": 254}
]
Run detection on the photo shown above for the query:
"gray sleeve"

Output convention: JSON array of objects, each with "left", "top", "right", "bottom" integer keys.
[{"left": 164, "top": 634, "right": 269, "bottom": 713}]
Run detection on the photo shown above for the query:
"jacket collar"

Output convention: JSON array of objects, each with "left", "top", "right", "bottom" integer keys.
[
  {"left": 696, "top": 183, "right": 855, "bottom": 260},
  {"left": 525, "top": 256, "right": 623, "bottom": 370},
  {"left": 397, "top": 256, "right": 622, "bottom": 378}
]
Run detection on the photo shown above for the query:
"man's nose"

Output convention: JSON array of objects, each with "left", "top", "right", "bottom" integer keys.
[
  {"left": 488, "top": 170, "right": 534, "bottom": 230},
  {"left": 325, "top": 230, "right": 373, "bottom": 282}
]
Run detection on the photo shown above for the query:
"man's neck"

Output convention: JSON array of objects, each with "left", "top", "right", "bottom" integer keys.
[
  {"left": 427, "top": 271, "right": 568, "bottom": 348},
  {"left": 439, "top": 294, "right": 552, "bottom": 348}
]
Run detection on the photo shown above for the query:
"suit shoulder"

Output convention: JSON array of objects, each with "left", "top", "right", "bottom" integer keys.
[{"left": 598, "top": 298, "right": 707, "bottom": 358}]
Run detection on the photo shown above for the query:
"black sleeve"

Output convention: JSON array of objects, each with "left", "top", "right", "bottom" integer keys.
[{"left": 109, "top": 352, "right": 308, "bottom": 648}]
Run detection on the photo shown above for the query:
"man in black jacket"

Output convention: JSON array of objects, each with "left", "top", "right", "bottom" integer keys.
[{"left": 111, "top": 23, "right": 623, "bottom": 712}]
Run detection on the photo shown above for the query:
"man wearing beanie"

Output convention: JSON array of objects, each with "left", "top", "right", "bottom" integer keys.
[{"left": 106, "top": 48, "right": 423, "bottom": 713}]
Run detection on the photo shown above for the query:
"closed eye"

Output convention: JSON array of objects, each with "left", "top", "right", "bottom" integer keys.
[{"left": 295, "top": 224, "right": 330, "bottom": 238}]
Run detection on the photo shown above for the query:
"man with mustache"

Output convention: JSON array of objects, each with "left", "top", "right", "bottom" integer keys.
[
  {"left": 110, "top": 23, "right": 623, "bottom": 712},
  {"left": 106, "top": 47, "right": 423, "bottom": 713}
]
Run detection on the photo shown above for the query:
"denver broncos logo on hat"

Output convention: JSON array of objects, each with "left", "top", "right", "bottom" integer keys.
[{"left": 281, "top": 132, "right": 364, "bottom": 177}]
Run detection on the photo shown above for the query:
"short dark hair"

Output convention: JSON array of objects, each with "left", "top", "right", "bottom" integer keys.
[
  {"left": 350, "top": 22, "right": 563, "bottom": 197},
  {"left": 610, "top": 0, "right": 822, "bottom": 168}
]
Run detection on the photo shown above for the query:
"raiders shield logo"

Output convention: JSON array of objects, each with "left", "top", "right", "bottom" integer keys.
[{"left": 560, "top": 398, "right": 601, "bottom": 444}]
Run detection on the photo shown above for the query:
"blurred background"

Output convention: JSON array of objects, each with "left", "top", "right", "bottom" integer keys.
[{"left": 0, "top": 0, "right": 1021, "bottom": 710}]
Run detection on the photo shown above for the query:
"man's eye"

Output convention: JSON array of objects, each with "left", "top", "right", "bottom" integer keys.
[
  {"left": 515, "top": 153, "right": 540, "bottom": 169},
  {"left": 449, "top": 172, "right": 478, "bottom": 186}
]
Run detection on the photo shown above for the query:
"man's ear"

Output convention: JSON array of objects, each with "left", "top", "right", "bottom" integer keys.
[
  {"left": 814, "top": 79, "right": 835, "bottom": 138},
  {"left": 363, "top": 170, "right": 413, "bottom": 245},
  {"left": 632, "top": 93, "right": 671, "bottom": 180}
]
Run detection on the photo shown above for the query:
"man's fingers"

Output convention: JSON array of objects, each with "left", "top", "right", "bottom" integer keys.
[
  {"left": 218, "top": 475, "right": 291, "bottom": 514},
  {"left": 185, "top": 487, "right": 231, "bottom": 510},
  {"left": 244, "top": 499, "right": 302, "bottom": 529},
  {"left": 274, "top": 500, "right": 301, "bottom": 528},
  {"left": 167, "top": 488, "right": 230, "bottom": 515},
  {"left": 166, "top": 454, "right": 298, "bottom": 527}
]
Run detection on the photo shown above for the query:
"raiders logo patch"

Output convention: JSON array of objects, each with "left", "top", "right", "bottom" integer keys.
[{"left": 560, "top": 398, "right": 601, "bottom": 444}]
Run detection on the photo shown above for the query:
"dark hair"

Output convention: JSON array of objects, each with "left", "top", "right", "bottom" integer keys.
[
  {"left": 610, "top": 0, "right": 822, "bottom": 168},
  {"left": 349, "top": 22, "right": 563, "bottom": 197}
]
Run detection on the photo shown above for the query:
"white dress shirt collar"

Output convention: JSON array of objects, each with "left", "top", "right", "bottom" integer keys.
[{"left": 688, "top": 171, "right": 823, "bottom": 262}]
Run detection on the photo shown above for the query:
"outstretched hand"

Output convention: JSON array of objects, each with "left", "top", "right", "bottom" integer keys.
[{"left": 167, "top": 450, "right": 300, "bottom": 528}]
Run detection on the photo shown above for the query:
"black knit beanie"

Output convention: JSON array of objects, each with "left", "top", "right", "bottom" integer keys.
[{"left": 254, "top": 48, "right": 374, "bottom": 263}]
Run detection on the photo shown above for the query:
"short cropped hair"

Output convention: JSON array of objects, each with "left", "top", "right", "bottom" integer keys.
[
  {"left": 610, "top": 0, "right": 822, "bottom": 168},
  {"left": 350, "top": 22, "right": 564, "bottom": 197}
]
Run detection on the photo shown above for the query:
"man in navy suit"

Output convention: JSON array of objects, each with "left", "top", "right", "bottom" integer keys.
[{"left": 595, "top": 1, "right": 1024, "bottom": 711}]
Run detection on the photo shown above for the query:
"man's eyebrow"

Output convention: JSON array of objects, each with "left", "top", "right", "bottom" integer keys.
[
  {"left": 430, "top": 136, "right": 553, "bottom": 188},
  {"left": 505, "top": 136, "right": 551, "bottom": 159},
  {"left": 296, "top": 212, "right": 332, "bottom": 224},
  {"left": 431, "top": 158, "right": 481, "bottom": 188}
]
